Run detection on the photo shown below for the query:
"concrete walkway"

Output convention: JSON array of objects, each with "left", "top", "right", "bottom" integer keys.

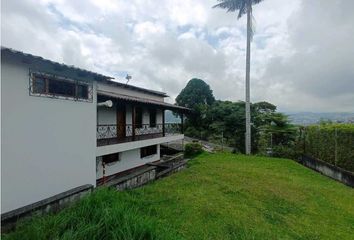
[{"left": 162, "top": 137, "right": 233, "bottom": 153}]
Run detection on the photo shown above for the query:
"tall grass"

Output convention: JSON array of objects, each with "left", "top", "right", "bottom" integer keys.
[
  {"left": 3, "top": 188, "right": 181, "bottom": 240},
  {"left": 4, "top": 153, "right": 354, "bottom": 239}
]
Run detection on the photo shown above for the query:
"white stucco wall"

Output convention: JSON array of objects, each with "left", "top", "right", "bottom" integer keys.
[
  {"left": 97, "top": 107, "right": 116, "bottom": 125},
  {"left": 142, "top": 108, "right": 149, "bottom": 124},
  {"left": 156, "top": 109, "right": 163, "bottom": 124},
  {"left": 126, "top": 105, "right": 132, "bottom": 124},
  {"left": 96, "top": 145, "right": 160, "bottom": 179},
  {"left": 1, "top": 58, "right": 97, "bottom": 213}
]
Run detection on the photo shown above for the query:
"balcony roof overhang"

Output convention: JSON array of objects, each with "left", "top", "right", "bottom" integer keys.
[{"left": 98, "top": 90, "right": 191, "bottom": 113}]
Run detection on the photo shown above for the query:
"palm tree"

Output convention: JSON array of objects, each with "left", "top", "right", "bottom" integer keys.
[{"left": 213, "top": 0, "right": 264, "bottom": 154}]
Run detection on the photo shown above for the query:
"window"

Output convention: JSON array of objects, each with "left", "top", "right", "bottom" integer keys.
[
  {"left": 149, "top": 109, "right": 156, "bottom": 127},
  {"left": 33, "top": 76, "right": 46, "bottom": 93},
  {"left": 135, "top": 107, "right": 143, "bottom": 128},
  {"left": 102, "top": 153, "right": 120, "bottom": 164},
  {"left": 140, "top": 145, "right": 157, "bottom": 158},
  {"left": 30, "top": 72, "right": 92, "bottom": 101},
  {"left": 77, "top": 84, "right": 89, "bottom": 99},
  {"left": 48, "top": 79, "right": 75, "bottom": 96}
]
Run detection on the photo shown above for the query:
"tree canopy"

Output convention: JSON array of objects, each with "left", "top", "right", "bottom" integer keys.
[
  {"left": 176, "top": 78, "right": 215, "bottom": 109},
  {"left": 176, "top": 78, "right": 297, "bottom": 153},
  {"left": 213, "top": 0, "right": 264, "bottom": 19}
]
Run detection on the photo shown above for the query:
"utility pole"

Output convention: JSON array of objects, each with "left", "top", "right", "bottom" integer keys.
[{"left": 245, "top": 0, "right": 252, "bottom": 154}]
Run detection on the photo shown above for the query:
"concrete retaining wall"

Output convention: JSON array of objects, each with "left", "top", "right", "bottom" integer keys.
[
  {"left": 107, "top": 154, "right": 187, "bottom": 190},
  {"left": 300, "top": 155, "right": 354, "bottom": 187},
  {"left": 1, "top": 184, "right": 93, "bottom": 232}
]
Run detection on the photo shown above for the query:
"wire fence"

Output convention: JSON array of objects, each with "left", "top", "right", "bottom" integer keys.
[{"left": 301, "top": 124, "right": 354, "bottom": 172}]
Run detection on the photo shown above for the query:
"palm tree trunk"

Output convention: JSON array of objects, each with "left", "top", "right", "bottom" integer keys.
[{"left": 245, "top": 0, "right": 252, "bottom": 154}]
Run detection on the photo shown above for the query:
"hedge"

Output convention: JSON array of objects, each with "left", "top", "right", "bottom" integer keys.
[
  {"left": 184, "top": 143, "right": 203, "bottom": 158},
  {"left": 304, "top": 124, "right": 354, "bottom": 172}
]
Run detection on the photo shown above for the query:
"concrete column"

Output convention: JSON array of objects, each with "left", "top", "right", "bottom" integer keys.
[{"left": 162, "top": 109, "right": 165, "bottom": 137}]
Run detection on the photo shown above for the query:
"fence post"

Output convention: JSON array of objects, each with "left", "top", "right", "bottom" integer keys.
[
  {"left": 334, "top": 127, "right": 338, "bottom": 166},
  {"left": 303, "top": 128, "right": 306, "bottom": 154},
  {"left": 317, "top": 126, "right": 320, "bottom": 158}
]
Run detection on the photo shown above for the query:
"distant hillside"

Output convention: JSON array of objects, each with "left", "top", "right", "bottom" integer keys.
[
  {"left": 165, "top": 110, "right": 181, "bottom": 123},
  {"left": 286, "top": 112, "right": 354, "bottom": 125}
]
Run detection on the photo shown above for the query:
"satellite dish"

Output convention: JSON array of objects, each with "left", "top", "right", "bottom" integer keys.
[{"left": 125, "top": 74, "right": 132, "bottom": 84}]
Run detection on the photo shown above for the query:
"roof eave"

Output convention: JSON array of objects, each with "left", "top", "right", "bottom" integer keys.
[{"left": 97, "top": 90, "right": 191, "bottom": 113}]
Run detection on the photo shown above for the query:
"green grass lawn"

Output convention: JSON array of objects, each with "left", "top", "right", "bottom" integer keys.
[{"left": 4, "top": 153, "right": 354, "bottom": 240}]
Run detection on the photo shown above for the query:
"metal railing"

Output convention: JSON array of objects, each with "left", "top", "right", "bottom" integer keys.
[{"left": 97, "top": 123, "right": 182, "bottom": 146}]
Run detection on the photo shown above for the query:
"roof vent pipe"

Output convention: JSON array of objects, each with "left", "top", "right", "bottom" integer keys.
[{"left": 97, "top": 100, "right": 113, "bottom": 108}]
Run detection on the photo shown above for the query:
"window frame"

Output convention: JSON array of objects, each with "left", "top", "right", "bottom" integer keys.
[
  {"left": 102, "top": 152, "right": 120, "bottom": 165},
  {"left": 29, "top": 71, "right": 93, "bottom": 102},
  {"left": 140, "top": 145, "right": 157, "bottom": 158}
]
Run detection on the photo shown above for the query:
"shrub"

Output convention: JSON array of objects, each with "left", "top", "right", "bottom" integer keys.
[
  {"left": 184, "top": 126, "right": 199, "bottom": 138},
  {"left": 184, "top": 143, "right": 203, "bottom": 158},
  {"left": 272, "top": 144, "right": 301, "bottom": 160},
  {"left": 304, "top": 124, "right": 354, "bottom": 172}
]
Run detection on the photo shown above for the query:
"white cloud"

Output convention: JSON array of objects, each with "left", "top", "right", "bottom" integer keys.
[
  {"left": 1, "top": 0, "right": 353, "bottom": 112},
  {"left": 134, "top": 21, "right": 166, "bottom": 41}
]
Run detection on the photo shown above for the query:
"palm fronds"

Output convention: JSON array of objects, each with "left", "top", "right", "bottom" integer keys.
[{"left": 212, "top": 0, "right": 264, "bottom": 39}]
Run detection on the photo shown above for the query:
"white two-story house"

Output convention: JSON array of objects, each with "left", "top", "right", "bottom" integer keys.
[{"left": 1, "top": 47, "right": 189, "bottom": 215}]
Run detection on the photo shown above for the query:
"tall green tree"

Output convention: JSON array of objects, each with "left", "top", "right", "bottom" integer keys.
[
  {"left": 176, "top": 78, "right": 215, "bottom": 108},
  {"left": 176, "top": 78, "right": 215, "bottom": 127},
  {"left": 213, "top": 0, "right": 265, "bottom": 154}
]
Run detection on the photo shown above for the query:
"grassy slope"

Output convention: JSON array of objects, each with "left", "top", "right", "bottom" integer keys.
[{"left": 4, "top": 153, "right": 354, "bottom": 240}]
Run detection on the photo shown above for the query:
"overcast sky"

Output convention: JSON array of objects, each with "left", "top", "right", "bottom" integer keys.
[{"left": 1, "top": 0, "right": 353, "bottom": 112}]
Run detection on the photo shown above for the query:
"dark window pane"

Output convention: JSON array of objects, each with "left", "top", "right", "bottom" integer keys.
[
  {"left": 77, "top": 84, "right": 88, "bottom": 99},
  {"left": 33, "top": 77, "right": 46, "bottom": 93},
  {"left": 149, "top": 109, "right": 156, "bottom": 127},
  {"left": 140, "top": 145, "right": 157, "bottom": 158},
  {"left": 102, "top": 153, "right": 120, "bottom": 164},
  {"left": 48, "top": 79, "right": 75, "bottom": 97}
]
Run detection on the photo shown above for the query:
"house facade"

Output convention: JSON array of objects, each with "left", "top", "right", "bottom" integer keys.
[{"left": 1, "top": 47, "right": 188, "bottom": 214}]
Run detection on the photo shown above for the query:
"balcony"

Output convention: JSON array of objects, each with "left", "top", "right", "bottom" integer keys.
[{"left": 97, "top": 123, "right": 183, "bottom": 146}]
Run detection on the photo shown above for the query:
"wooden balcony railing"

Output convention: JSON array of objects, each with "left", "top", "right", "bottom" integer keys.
[{"left": 96, "top": 123, "right": 182, "bottom": 146}]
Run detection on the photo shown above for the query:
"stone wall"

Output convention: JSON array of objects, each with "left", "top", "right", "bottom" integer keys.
[
  {"left": 107, "top": 153, "right": 187, "bottom": 190},
  {"left": 115, "top": 167, "right": 157, "bottom": 190}
]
